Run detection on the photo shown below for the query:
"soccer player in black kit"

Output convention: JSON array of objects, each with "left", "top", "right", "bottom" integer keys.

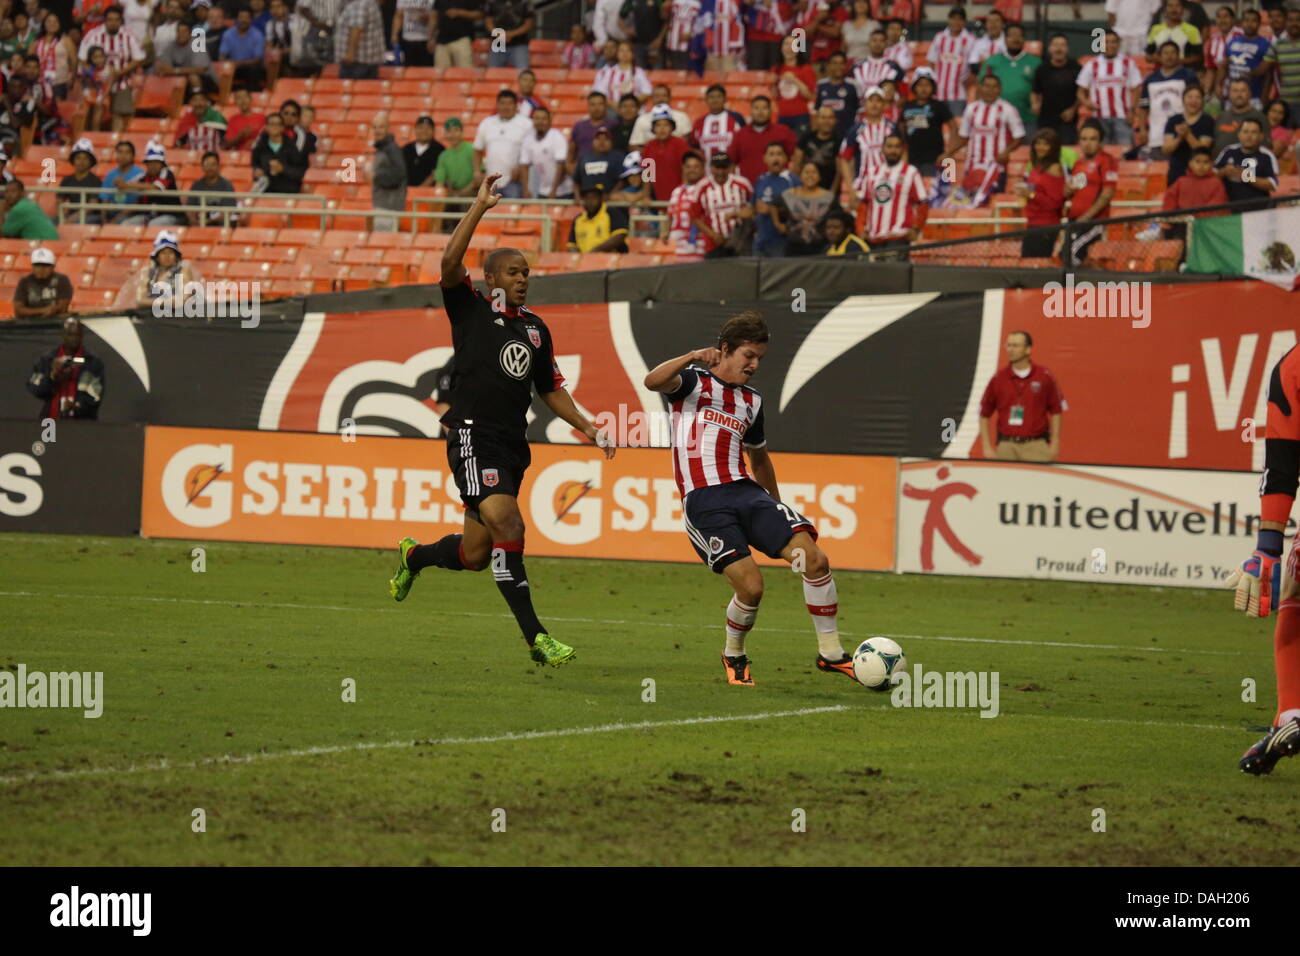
[{"left": 388, "top": 173, "right": 614, "bottom": 666}]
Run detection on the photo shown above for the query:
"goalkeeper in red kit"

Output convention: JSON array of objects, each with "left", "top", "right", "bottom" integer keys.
[{"left": 1229, "top": 345, "right": 1300, "bottom": 774}]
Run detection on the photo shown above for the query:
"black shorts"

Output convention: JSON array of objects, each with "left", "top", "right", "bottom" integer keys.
[
  {"left": 682, "top": 478, "right": 818, "bottom": 574},
  {"left": 446, "top": 426, "right": 529, "bottom": 515}
]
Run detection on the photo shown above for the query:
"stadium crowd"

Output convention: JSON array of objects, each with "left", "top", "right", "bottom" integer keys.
[{"left": 0, "top": 0, "right": 1297, "bottom": 315}]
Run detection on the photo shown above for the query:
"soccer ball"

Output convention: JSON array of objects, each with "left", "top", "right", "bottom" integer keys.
[{"left": 852, "top": 638, "right": 907, "bottom": 691}]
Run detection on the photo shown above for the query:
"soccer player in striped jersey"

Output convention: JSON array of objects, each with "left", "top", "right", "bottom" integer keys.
[
  {"left": 865, "top": 132, "right": 928, "bottom": 248},
  {"left": 937, "top": 73, "right": 1025, "bottom": 194},
  {"left": 1229, "top": 345, "right": 1300, "bottom": 774},
  {"left": 644, "top": 312, "right": 856, "bottom": 686},
  {"left": 930, "top": 5, "right": 976, "bottom": 117},
  {"left": 1075, "top": 30, "right": 1143, "bottom": 147},
  {"left": 387, "top": 173, "right": 615, "bottom": 667}
]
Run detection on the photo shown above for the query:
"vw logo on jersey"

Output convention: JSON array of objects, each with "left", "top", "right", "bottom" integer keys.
[
  {"left": 500, "top": 341, "right": 532, "bottom": 380},
  {"left": 873, "top": 182, "right": 894, "bottom": 204},
  {"left": 527, "top": 327, "right": 541, "bottom": 348}
]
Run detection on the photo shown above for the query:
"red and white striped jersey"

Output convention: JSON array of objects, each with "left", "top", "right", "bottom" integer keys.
[
  {"left": 689, "top": 173, "right": 754, "bottom": 250},
  {"left": 839, "top": 117, "right": 896, "bottom": 193},
  {"left": 885, "top": 39, "right": 914, "bottom": 71},
  {"left": 665, "top": 366, "right": 767, "bottom": 498},
  {"left": 593, "top": 64, "right": 653, "bottom": 102},
  {"left": 691, "top": 110, "right": 746, "bottom": 161},
  {"left": 851, "top": 56, "right": 905, "bottom": 95},
  {"left": 866, "top": 159, "right": 927, "bottom": 240},
  {"left": 1204, "top": 25, "right": 1244, "bottom": 70},
  {"left": 708, "top": 0, "right": 746, "bottom": 55},
  {"left": 665, "top": 0, "right": 701, "bottom": 52},
  {"left": 958, "top": 97, "right": 1025, "bottom": 169},
  {"left": 78, "top": 24, "right": 143, "bottom": 92},
  {"left": 668, "top": 179, "right": 705, "bottom": 259},
  {"left": 929, "top": 28, "right": 976, "bottom": 100},
  {"left": 1076, "top": 54, "right": 1142, "bottom": 119}
]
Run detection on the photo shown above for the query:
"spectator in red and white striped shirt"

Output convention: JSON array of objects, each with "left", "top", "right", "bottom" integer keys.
[
  {"left": 664, "top": 0, "right": 701, "bottom": 71},
  {"left": 864, "top": 131, "right": 928, "bottom": 248},
  {"left": 78, "top": 5, "right": 145, "bottom": 133},
  {"left": 690, "top": 152, "right": 755, "bottom": 258},
  {"left": 668, "top": 150, "right": 707, "bottom": 259},
  {"left": 594, "top": 40, "right": 653, "bottom": 103},
  {"left": 1076, "top": 30, "right": 1143, "bottom": 146},
  {"left": 884, "top": 18, "right": 914, "bottom": 71},
  {"left": 690, "top": 84, "right": 748, "bottom": 162},
  {"left": 938, "top": 73, "right": 1025, "bottom": 192},
  {"left": 851, "top": 29, "right": 906, "bottom": 96},
  {"left": 1202, "top": 4, "right": 1243, "bottom": 98},
  {"left": 930, "top": 5, "right": 976, "bottom": 116},
  {"left": 838, "top": 85, "right": 897, "bottom": 201},
  {"left": 744, "top": 0, "right": 790, "bottom": 71},
  {"left": 706, "top": 0, "right": 746, "bottom": 72}
]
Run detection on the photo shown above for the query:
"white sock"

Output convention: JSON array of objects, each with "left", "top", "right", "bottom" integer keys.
[
  {"left": 804, "top": 571, "right": 845, "bottom": 659},
  {"left": 1278, "top": 708, "right": 1300, "bottom": 728},
  {"left": 725, "top": 595, "right": 757, "bottom": 657}
]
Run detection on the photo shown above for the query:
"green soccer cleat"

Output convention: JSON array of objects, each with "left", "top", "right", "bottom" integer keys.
[
  {"left": 389, "top": 537, "right": 420, "bottom": 602},
  {"left": 530, "top": 633, "right": 576, "bottom": 667}
]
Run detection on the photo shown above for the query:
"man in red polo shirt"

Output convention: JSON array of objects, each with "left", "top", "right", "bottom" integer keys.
[
  {"left": 728, "top": 95, "right": 798, "bottom": 184},
  {"left": 640, "top": 104, "right": 691, "bottom": 202},
  {"left": 979, "top": 330, "right": 1066, "bottom": 462}
]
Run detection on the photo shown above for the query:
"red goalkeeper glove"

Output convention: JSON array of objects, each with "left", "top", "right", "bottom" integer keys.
[{"left": 1227, "top": 530, "right": 1284, "bottom": 618}]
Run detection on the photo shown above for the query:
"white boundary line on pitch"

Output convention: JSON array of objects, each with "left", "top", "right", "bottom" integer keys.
[
  {"left": 0, "top": 706, "right": 849, "bottom": 785},
  {"left": 0, "top": 589, "right": 1251, "bottom": 657},
  {"left": 0, "top": 705, "right": 1253, "bottom": 786}
]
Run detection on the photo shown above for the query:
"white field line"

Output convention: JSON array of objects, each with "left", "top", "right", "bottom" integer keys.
[
  {"left": 0, "top": 704, "right": 1252, "bottom": 787},
  {"left": 0, "top": 590, "right": 1249, "bottom": 657},
  {"left": 0, "top": 706, "right": 849, "bottom": 785}
]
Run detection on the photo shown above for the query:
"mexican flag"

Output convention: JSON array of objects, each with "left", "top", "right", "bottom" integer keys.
[{"left": 1187, "top": 206, "right": 1300, "bottom": 290}]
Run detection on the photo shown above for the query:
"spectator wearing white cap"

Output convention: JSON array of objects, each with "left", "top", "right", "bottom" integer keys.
[
  {"left": 627, "top": 83, "right": 691, "bottom": 147},
  {"left": 60, "top": 138, "right": 103, "bottom": 224},
  {"left": 638, "top": 102, "right": 691, "bottom": 201},
  {"left": 117, "top": 229, "right": 202, "bottom": 310},
  {"left": 15, "top": 247, "right": 74, "bottom": 319},
  {"left": 118, "top": 140, "right": 185, "bottom": 226}
]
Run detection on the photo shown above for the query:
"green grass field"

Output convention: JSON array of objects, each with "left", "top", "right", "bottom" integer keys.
[{"left": 0, "top": 532, "right": 1292, "bottom": 866}]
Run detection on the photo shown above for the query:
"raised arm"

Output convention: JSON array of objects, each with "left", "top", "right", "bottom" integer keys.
[
  {"left": 644, "top": 347, "right": 719, "bottom": 392},
  {"left": 440, "top": 173, "right": 502, "bottom": 287}
]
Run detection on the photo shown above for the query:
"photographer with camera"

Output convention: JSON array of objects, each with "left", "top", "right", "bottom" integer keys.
[{"left": 27, "top": 317, "right": 105, "bottom": 421}]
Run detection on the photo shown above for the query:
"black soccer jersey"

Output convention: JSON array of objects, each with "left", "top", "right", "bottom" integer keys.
[{"left": 440, "top": 276, "right": 566, "bottom": 443}]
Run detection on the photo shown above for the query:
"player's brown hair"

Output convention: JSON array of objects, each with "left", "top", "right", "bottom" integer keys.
[{"left": 718, "top": 311, "right": 769, "bottom": 354}]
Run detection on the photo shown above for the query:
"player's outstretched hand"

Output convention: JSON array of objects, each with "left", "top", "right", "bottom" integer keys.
[
  {"left": 476, "top": 173, "right": 503, "bottom": 209},
  {"left": 1226, "top": 550, "right": 1283, "bottom": 617},
  {"left": 593, "top": 427, "right": 616, "bottom": 459},
  {"left": 691, "top": 347, "right": 721, "bottom": 367}
]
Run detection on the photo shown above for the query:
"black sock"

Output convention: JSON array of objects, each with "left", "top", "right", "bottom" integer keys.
[
  {"left": 492, "top": 541, "right": 544, "bottom": 645},
  {"left": 408, "top": 534, "right": 465, "bottom": 572}
]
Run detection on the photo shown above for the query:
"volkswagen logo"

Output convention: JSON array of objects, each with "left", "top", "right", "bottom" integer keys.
[{"left": 500, "top": 341, "right": 532, "bottom": 380}]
